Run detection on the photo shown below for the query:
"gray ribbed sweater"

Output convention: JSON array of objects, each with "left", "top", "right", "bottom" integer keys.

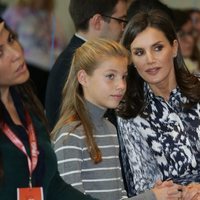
[{"left": 53, "top": 101, "right": 156, "bottom": 200}]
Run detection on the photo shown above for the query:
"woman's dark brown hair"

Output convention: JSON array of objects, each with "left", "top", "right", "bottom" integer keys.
[
  {"left": 118, "top": 9, "right": 200, "bottom": 119},
  {"left": 0, "top": 17, "right": 48, "bottom": 182}
]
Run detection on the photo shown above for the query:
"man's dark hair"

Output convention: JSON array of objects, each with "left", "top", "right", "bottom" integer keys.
[{"left": 69, "top": 0, "right": 127, "bottom": 31}]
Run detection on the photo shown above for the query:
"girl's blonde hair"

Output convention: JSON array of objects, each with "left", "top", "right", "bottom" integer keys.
[{"left": 51, "top": 38, "right": 129, "bottom": 163}]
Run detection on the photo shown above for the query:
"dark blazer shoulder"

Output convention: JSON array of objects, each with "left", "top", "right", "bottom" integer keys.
[
  {"left": 60, "top": 35, "right": 84, "bottom": 61},
  {"left": 50, "top": 35, "right": 85, "bottom": 73}
]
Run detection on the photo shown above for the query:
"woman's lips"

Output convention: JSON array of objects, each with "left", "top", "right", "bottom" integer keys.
[
  {"left": 146, "top": 67, "right": 160, "bottom": 75},
  {"left": 16, "top": 62, "right": 27, "bottom": 74}
]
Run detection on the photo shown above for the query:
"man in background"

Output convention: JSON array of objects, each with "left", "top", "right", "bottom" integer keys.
[{"left": 45, "top": 0, "right": 128, "bottom": 130}]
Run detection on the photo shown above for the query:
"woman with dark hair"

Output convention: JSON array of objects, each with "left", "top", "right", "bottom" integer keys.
[
  {"left": 173, "top": 9, "right": 200, "bottom": 74},
  {"left": 117, "top": 9, "right": 200, "bottom": 199},
  {"left": 0, "top": 17, "right": 96, "bottom": 200},
  {"left": 190, "top": 9, "right": 200, "bottom": 52}
]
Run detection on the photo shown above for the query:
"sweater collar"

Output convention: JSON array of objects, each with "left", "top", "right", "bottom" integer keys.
[{"left": 85, "top": 100, "right": 106, "bottom": 124}]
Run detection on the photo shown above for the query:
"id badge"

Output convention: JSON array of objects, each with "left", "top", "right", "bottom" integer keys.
[{"left": 17, "top": 187, "right": 43, "bottom": 200}]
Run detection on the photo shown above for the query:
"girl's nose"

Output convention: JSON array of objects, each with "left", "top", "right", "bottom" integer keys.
[{"left": 117, "top": 78, "right": 126, "bottom": 90}]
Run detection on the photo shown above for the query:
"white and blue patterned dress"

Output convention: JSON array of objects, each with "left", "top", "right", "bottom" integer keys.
[{"left": 118, "top": 84, "right": 200, "bottom": 196}]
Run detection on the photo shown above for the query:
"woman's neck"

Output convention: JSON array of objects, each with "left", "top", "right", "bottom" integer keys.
[
  {"left": 1, "top": 87, "right": 22, "bottom": 125},
  {"left": 0, "top": 87, "right": 12, "bottom": 106},
  {"left": 149, "top": 79, "right": 177, "bottom": 101}
]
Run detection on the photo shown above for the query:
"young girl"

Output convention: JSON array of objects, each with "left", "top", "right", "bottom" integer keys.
[{"left": 51, "top": 38, "right": 182, "bottom": 200}]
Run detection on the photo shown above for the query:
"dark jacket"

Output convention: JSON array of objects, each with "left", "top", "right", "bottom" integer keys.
[
  {"left": 0, "top": 87, "right": 96, "bottom": 200},
  {"left": 45, "top": 35, "right": 85, "bottom": 130}
]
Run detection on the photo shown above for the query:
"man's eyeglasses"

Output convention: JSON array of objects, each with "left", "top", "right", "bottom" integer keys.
[
  {"left": 102, "top": 15, "right": 128, "bottom": 25},
  {"left": 178, "top": 30, "right": 194, "bottom": 38}
]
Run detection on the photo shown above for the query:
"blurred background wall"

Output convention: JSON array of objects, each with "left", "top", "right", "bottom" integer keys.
[
  {"left": 1, "top": 0, "right": 74, "bottom": 42},
  {"left": 162, "top": 0, "right": 200, "bottom": 8},
  {"left": 1, "top": 0, "right": 200, "bottom": 43}
]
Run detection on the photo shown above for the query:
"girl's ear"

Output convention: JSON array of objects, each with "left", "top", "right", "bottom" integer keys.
[{"left": 77, "top": 69, "right": 88, "bottom": 86}]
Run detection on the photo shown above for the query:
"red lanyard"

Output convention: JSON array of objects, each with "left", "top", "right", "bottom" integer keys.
[{"left": 3, "top": 111, "right": 39, "bottom": 187}]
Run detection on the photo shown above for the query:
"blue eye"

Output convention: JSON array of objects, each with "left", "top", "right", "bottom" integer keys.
[
  {"left": 122, "top": 73, "right": 128, "bottom": 80},
  {"left": 106, "top": 74, "right": 115, "bottom": 80}
]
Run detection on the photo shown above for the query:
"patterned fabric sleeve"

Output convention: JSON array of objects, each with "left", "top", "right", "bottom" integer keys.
[{"left": 117, "top": 116, "right": 163, "bottom": 196}]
